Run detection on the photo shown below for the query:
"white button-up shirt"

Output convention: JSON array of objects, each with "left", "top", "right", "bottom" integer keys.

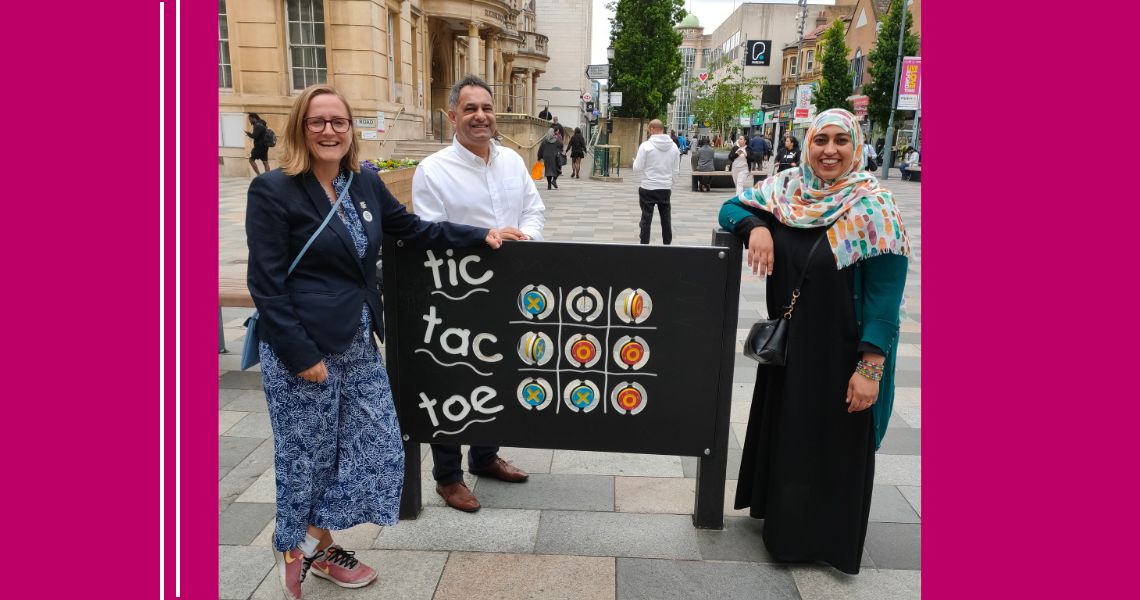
[{"left": 411, "top": 137, "right": 546, "bottom": 240}]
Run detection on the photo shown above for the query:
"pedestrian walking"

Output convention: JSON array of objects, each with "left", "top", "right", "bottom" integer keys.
[
  {"left": 748, "top": 132, "right": 771, "bottom": 172},
  {"left": 568, "top": 127, "right": 587, "bottom": 178},
  {"left": 728, "top": 135, "right": 751, "bottom": 196},
  {"left": 718, "top": 108, "right": 910, "bottom": 575},
  {"left": 246, "top": 113, "right": 271, "bottom": 175},
  {"left": 631, "top": 118, "right": 680, "bottom": 244},
  {"left": 775, "top": 136, "right": 800, "bottom": 173},
  {"left": 694, "top": 137, "right": 715, "bottom": 192},
  {"left": 862, "top": 139, "right": 878, "bottom": 171},
  {"left": 411, "top": 74, "right": 542, "bottom": 513},
  {"left": 538, "top": 128, "right": 564, "bottom": 189},
  {"left": 246, "top": 84, "right": 505, "bottom": 600}
]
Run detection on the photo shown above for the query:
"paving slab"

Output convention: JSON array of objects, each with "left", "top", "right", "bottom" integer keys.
[
  {"left": 873, "top": 455, "right": 921, "bottom": 487},
  {"left": 219, "top": 370, "right": 266, "bottom": 390},
  {"left": 894, "top": 403, "right": 921, "bottom": 428},
  {"left": 869, "top": 485, "right": 920, "bottom": 524},
  {"left": 219, "top": 410, "right": 248, "bottom": 435},
  {"left": 863, "top": 522, "right": 921, "bottom": 570},
  {"left": 234, "top": 466, "right": 276, "bottom": 503},
  {"left": 877, "top": 428, "right": 921, "bottom": 456},
  {"left": 535, "top": 511, "right": 700, "bottom": 560},
  {"left": 475, "top": 473, "right": 614, "bottom": 511},
  {"left": 897, "top": 485, "right": 921, "bottom": 517},
  {"left": 219, "top": 502, "right": 276, "bottom": 545},
  {"left": 550, "top": 450, "right": 683, "bottom": 477},
  {"left": 791, "top": 566, "right": 920, "bottom": 600},
  {"left": 222, "top": 389, "right": 269, "bottom": 413},
  {"left": 220, "top": 435, "right": 263, "bottom": 468},
  {"left": 218, "top": 544, "right": 275, "bottom": 600},
  {"left": 249, "top": 549, "right": 449, "bottom": 600},
  {"left": 219, "top": 438, "right": 275, "bottom": 511},
  {"left": 225, "top": 411, "right": 273, "bottom": 439},
  {"left": 616, "top": 557, "right": 800, "bottom": 600},
  {"left": 373, "top": 506, "right": 539, "bottom": 553},
  {"left": 695, "top": 516, "right": 774, "bottom": 563},
  {"left": 435, "top": 552, "right": 616, "bottom": 600}
]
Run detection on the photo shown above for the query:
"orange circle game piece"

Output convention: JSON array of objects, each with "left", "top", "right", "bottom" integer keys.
[
  {"left": 620, "top": 341, "right": 643, "bottom": 366},
  {"left": 572, "top": 339, "right": 596, "bottom": 362},
  {"left": 618, "top": 387, "right": 642, "bottom": 410},
  {"left": 630, "top": 294, "right": 644, "bottom": 319}
]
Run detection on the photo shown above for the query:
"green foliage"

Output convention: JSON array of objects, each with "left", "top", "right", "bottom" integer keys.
[
  {"left": 865, "top": 0, "right": 920, "bottom": 129},
  {"left": 609, "top": 0, "right": 687, "bottom": 119},
  {"left": 813, "top": 19, "right": 853, "bottom": 112},
  {"left": 690, "top": 64, "right": 766, "bottom": 140}
]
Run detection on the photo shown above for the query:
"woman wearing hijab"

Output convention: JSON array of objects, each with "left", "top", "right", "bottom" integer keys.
[
  {"left": 246, "top": 84, "right": 505, "bottom": 599},
  {"left": 727, "top": 135, "right": 751, "bottom": 196},
  {"left": 774, "top": 136, "right": 800, "bottom": 173},
  {"left": 718, "top": 108, "right": 910, "bottom": 575},
  {"left": 537, "top": 127, "right": 564, "bottom": 189}
]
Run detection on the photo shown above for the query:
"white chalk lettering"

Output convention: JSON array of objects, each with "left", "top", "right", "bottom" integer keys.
[
  {"left": 460, "top": 255, "right": 493, "bottom": 285},
  {"left": 472, "top": 333, "right": 502, "bottom": 362},
  {"left": 422, "top": 305, "right": 443, "bottom": 344},
  {"left": 442, "top": 394, "right": 472, "bottom": 421},
  {"left": 418, "top": 393, "right": 440, "bottom": 427},
  {"left": 439, "top": 328, "right": 471, "bottom": 356},
  {"left": 470, "top": 385, "right": 503, "bottom": 414},
  {"left": 423, "top": 250, "right": 445, "bottom": 289},
  {"left": 423, "top": 249, "right": 495, "bottom": 289}
]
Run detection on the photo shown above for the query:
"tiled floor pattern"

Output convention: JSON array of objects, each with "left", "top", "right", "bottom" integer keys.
[{"left": 219, "top": 159, "right": 921, "bottom": 599}]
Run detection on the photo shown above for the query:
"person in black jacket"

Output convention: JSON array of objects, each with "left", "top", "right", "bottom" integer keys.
[
  {"left": 246, "top": 113, "right": 271, "bottom": 175},
  {"left": 568, "top": 127, "right": 587, "bottom": 178},
  {"left": 246, "top": 84, "right": 505, "bottom": 600},
  {"left": 537, "top": 128, "right": 564, "bottom": 189},
  {"left": 775, "top": 136, "right": 801, "bottom": 173}
]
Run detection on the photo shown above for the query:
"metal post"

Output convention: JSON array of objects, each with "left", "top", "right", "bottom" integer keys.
[
  {"left": 880, "top": 0, "right": 909, "bottom": 180},
  {"left": 790, "top": 0, "right": 807, "bottom": 141},
  {"left": 694, "top": 229, "right": 743, "bottom": 529}
]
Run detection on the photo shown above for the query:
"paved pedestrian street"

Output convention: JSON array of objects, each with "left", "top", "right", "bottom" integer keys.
[{"left": 218, "top": 158, "right": 921, "bottom": 599}]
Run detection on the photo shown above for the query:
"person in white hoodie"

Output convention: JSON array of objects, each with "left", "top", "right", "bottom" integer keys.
[{"left": 632, "top": 119, "right": 681, "bottom": 245}]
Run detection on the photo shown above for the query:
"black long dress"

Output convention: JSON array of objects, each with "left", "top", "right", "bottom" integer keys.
[{"left": 734, "top": 220, "right": 875, "bottom": 575}]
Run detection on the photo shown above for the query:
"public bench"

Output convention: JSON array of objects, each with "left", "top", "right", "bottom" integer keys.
[
  {"left": 219, "top": 276, "right": 253, "bottom": 353},
  {"left": 904, "top": 165, "right": 921, "bottom": 182},
  {"left": 691, "top": 171, "right": 767, "bottom": 191}
]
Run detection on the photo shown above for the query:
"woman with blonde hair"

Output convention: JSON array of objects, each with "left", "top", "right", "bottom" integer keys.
[
  {"left": 718, "top": 108, "right": 910, "bottom": 574},
  {"left": 246, "top": 84, "right": 505, "bottom": 599}
]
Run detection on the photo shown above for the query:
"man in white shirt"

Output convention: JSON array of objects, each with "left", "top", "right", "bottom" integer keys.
[
  {"left": 412, "top": 74, "right": 545, "bottom": 513},
  {"left": 631, "top": 119, "right": 680, "bottom": 245}
]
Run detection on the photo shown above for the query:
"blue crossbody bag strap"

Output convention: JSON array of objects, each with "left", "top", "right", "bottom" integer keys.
[
  {"left": 289, "top": 170, "right": 354, "bottom": 275},
  {"left": 241, "top": 171, "right": 354, "bottom": 370}
]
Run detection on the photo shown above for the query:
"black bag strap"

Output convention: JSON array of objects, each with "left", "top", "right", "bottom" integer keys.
[{"left": 782, "top": 233, "right": 827, "bottom": 320}]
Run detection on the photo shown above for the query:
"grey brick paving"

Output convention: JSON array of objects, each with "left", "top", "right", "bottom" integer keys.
[{"left": 218, "top": 161, "right": 922, "bottom": 598}]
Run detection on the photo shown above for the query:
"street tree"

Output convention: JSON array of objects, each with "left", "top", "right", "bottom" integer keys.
[
  {"left": 865, "top": 0, "right": 919, "bottom": 131},
  {"left": 608, "top": 0, "right": 686, "bottom": 120},
  {"left": 813, "top": 19, "right": 853, "bottom": 113},
  {"left": 690, "top": 64, "right": 766, "bottom": 143}
]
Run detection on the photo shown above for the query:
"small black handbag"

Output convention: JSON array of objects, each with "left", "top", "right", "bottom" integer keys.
[{"left": 743, "top": 235, "right": 825, "bottom": 365}]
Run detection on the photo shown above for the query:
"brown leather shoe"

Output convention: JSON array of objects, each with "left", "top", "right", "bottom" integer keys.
[
  {"left": 469, "top": 457, "right": 529, "bottom": 483},
  {"left": 436, "top": 481, "right": 480, "bottom": 512}
]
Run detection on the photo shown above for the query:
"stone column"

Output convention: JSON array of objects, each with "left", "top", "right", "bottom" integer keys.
[
  {"left": 529, "top": 69, "right": 538, "bottom": 116},
  {"left": 467, "top": 23, "right": 480, "bottom": 77},
  {"left": 485, "top": 37, "right": 495, "bottom": 85}
]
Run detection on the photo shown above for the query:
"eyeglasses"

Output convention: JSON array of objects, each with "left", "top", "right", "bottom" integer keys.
[{"left": 304, "top": 117, "right": 351, "bottom": 133}]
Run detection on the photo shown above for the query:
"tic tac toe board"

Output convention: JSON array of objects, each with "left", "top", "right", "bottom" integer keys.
[{"left": 384, "top": 239, "right": 733, "bottom": 457}]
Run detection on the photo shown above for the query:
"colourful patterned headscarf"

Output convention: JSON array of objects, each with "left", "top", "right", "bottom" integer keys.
[{"left": 739, "top": 108, "right": 910, "bottom": 269}]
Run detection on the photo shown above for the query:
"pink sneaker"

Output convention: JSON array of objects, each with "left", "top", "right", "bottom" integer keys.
[
  {"left": 310, "top": 545, "right": 377, "bottom": 588},
  {"left": 274, "top": 547, "right": 322, "bottom": 600}
]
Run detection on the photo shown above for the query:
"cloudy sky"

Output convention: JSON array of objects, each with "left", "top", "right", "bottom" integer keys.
[{"left": 589, "top": 0, "right": 835, "bottom": 66}]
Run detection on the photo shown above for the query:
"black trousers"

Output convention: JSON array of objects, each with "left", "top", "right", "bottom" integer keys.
[
  {"left": 638, "top": 187, "right": 672, "bottom": 245},
  {"left": 430, "top": 444, "right": 499, "bottom": 485}
]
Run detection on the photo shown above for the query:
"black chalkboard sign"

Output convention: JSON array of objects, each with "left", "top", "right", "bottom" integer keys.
[{"left": 385, "top": 240, "right": 730, "bottom": 456}]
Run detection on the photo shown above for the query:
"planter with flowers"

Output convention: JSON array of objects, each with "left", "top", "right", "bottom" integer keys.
[{"left": 361, "top": 158, "right": 420, "bottom": 212}]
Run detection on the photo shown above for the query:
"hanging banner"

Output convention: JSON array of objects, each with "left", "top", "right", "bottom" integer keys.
[
  {"left": 897, "top": 56, "right": 921, "bottom": 110},
  {"left": 849, "top": 95, "right": 869, "bottom": 121},
  {"left": 794, "top": 84, "right": 815, "bottom": 123}
]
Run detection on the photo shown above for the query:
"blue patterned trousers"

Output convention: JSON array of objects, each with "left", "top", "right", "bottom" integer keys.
[{"left": 259, "top": 312, "right": 404, "bottom": 552}]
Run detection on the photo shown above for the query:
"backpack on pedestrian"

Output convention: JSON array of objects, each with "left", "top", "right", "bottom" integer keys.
[{"left": 262, "top": 126, "right": 277, "bottom": 148}]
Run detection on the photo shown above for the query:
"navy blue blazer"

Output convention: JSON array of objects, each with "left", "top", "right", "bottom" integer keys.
[{"left": 246, "top": 169, "right": 488, "bottom": 374}]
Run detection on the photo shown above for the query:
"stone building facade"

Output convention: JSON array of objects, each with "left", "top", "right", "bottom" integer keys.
[{"left": 218, "top": 0, "right": 549, "bottom": 176}]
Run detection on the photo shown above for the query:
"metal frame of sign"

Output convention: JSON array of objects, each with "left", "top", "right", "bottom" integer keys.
[{"left": 384, "top": 231, "right": 743, "bottom": 529}]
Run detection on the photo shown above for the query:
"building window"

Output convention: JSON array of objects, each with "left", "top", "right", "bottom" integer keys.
[
  {"left": 286, "top": 0, "right": 327, "bottom": 90},
  {"left": 805, "top": 50, "right": 814, "bottom": 72},
  {"left": 788, "top": 56, "right": 797, "bottom": 76},
  {"left": 387, "top": 8, "right": 400, "bottom": 102},
  {"left": 851, "top": 49, "right": 864, "bottom": 88},
  {"left": 219, "top": 0, "right": 232, "bottom": 89}
]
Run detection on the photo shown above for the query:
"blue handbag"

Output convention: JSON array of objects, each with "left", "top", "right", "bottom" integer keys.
[{"left": 240, "top": 172, "right": 355, "bottom": 370}]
